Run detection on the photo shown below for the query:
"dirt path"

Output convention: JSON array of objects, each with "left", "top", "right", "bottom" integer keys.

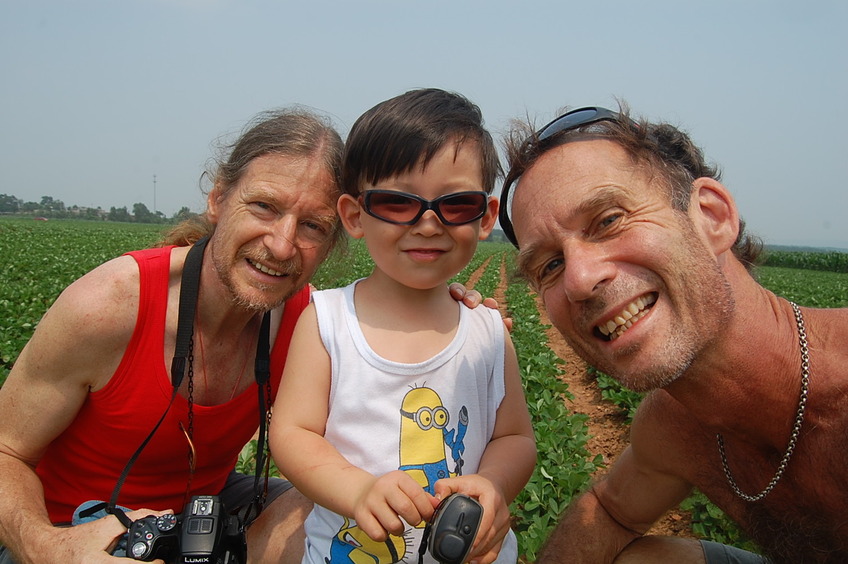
[{"left": 467, "top": 254, "right": 692, "bottom": 538}]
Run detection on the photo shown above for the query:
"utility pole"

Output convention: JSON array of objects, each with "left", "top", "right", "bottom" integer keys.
[{"left": 153, "top": 174, "right": 157, "bottom": 215}]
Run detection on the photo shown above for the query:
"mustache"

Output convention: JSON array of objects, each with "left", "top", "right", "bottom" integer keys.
[{"left": 574, "top": 275, "right": 656, "bottom": 327}]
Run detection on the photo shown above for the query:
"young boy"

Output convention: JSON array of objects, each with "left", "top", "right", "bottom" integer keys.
[{"left": 269, "top": 88, "right": 536, "bottom": 564}]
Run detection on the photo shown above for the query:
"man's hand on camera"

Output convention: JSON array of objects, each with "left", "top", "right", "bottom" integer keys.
[{"left": 52, "top": 507, "right": 171, "bottom": 563}]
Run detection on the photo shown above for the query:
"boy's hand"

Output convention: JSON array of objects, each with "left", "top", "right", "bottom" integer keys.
[
  {"left": 353, "top": 470, "right": 435, "bottom": 541},
  {"left": 434, "top": 475, "right": 510, "bottom": 564}
]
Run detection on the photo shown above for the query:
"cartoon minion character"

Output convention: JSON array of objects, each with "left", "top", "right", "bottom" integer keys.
[
  {"left": 326, "top": 518, "right": 409, "bottom": 564},
  {"left": 398, "top": 387, "right": 451, "bottom": 495}
]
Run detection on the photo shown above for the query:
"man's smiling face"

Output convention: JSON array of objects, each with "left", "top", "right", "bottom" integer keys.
[
  {"left": 207, "top": 152, "right": 338, "bottom": 311},
  {"left": 512, "top": 139, "right": 734, "bottom": 391}
]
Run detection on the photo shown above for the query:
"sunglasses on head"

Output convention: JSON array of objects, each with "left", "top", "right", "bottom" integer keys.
[
  {"left": 360, "top": 190, "right": 489, "bottom": 226},
  {"left": 499, "top": 106, "right": 627, "bottom": 247}
]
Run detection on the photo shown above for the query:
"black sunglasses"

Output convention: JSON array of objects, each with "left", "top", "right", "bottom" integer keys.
[
  {"left": 498, "top": 106, "right": 625, "bottom": 247},
  {"left": 360, "top": 190, "right": 489, "bottom": 226}
]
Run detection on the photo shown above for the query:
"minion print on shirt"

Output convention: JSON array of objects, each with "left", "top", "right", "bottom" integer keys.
[
  {"left": 326, "top": 386, "right": 468, "bottom": 563},
  {"left": 326, "top": 518, "right": 410, "bottom": 564},
  {"left": 398, "top": 386, "right": 467, "bottom": 493}
]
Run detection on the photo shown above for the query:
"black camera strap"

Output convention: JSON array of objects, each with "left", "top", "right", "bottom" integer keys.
[
  {"left": 417, "top": 521, "right": 433, "bottom": 564},
  {"left": 85, "top": 237, "right": 271, "bottom": 529},
  {"left": 170, "top": 236, "right": 207, "bottom": 390},
  {"left": 244, "top": 310, "right": 272, "bottom": 527}
]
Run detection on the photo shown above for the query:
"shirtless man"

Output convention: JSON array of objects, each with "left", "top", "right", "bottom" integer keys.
[{"left": 498, "top": 105, "right": 848, "bottom": 563}]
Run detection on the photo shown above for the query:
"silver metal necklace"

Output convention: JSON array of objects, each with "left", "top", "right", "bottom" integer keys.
[{"left": 717, "top": 301, "right": 810, "bottom": 502}]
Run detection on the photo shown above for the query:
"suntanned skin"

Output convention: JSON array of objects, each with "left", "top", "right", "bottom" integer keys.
[
  {"left": 0, "top": 153, "right": 339, "bottom": 564},
  {"left": 511, "top": 140, "right": 848, "bottom": 563}
]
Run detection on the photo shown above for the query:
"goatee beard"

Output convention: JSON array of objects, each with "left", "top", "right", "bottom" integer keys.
[
  {"left": 231, "top": 286, "right": 298, "bottom": 312},
  {"left": 216, "top": 251, "right": 304, "bottom": 312}
]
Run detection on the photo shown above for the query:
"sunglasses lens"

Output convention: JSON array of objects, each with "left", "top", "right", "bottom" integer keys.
[
  {"left": 364, "top": 191, "right": 487, "bottom": 225},
  {"left": 438, "top": 193, "right": 487, "bottom": 224},
  {"left": 366, "top": 192, "right": 421, "bottom": 223}
]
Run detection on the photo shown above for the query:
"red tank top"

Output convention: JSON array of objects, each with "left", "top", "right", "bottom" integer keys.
[{"left": 36, "top": 246, "right": 309, "bottom": 523}]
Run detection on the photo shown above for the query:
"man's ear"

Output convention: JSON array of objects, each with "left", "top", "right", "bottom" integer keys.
[
  {"left": 478, "top": 196, "right": 499, "bottom": 241},
  {"left": 691, "top": 177, "right": 739, "bottom": 255},
  {"left": 206, "top": 183, "right": 225, "bottom": 223},
  {"left": 337, "top": 194, "right": 365, "bottom": 239}
]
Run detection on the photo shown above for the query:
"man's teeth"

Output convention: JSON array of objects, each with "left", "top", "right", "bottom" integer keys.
[
  {"left": 598, "top": 295, "right": 655, "bottom": 341},
  {"left": 249, "top": 259, "right": 284, "bottom": 277}
]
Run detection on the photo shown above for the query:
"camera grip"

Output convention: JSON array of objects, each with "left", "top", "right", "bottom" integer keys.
[{"left": 428, "top": 494, "right": 483, "bottom": 564}]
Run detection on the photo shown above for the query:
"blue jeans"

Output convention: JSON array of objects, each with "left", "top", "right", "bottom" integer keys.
[{"left": 701, "top": 540, "right": 771, "bottom": 564}]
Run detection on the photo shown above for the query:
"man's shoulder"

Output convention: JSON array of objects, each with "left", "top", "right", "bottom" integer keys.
[
  {"left": 804, "top": 307, "right": 848, "bottom": 399},
  {"left": 811, "top": 306, "right": 848, "bottom": 347},
  {"left": 67, "top": 245, "right": 182, "bottom": 303},
  {"left": 629, "top": 391, "right": 712, "bottom": 466},
  {"left": 69, "top": 253, "right": 144, "bottom": 297},
  {"left": 633, "top": 390, "right": 687, "bottom": 422},
  {"left": 12, "top": 253, "right": 147, "bottom": 392},
  {"left": 46, "top": 254, "right": 149, "bottom": 344}
]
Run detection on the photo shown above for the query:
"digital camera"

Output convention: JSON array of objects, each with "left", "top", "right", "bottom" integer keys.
[
  {"left": 128, "top": 495, "right": 246, "bottom": 564},
  {"left": 428, "top": 494, "right": 483, "bottom": 564}
]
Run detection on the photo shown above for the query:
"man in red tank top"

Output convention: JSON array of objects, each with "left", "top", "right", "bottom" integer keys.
[{"left": 0, "top": 109, "right": 345, "bottom": 563}]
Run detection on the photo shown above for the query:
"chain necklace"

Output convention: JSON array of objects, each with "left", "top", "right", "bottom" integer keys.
[
  {"left": 195, "top": 314, "right": 256, "bottom": 401},
  {"left": 717, "top": 301, "right": 810, "bottom": 502}
]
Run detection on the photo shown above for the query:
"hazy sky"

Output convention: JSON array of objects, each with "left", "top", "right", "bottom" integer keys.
[{"left": 2, "top": 0, "right": 846, "bottom": 249}]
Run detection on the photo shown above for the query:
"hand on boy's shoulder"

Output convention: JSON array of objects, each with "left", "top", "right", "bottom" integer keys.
[{"left": 449, "top": 283, "right": 514, "bottom": 333}]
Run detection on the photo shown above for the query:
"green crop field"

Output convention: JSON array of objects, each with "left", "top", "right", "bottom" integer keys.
[
  {"left": 0, "top": 219, "right": 168, "bottom": 383},
  {"left": 1, "top": 218, "right": 846, "bottom": 560}
]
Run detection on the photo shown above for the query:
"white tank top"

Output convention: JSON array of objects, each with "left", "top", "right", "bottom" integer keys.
[{"left": 302, "top": 280, "right": 518, "bottom": 563}]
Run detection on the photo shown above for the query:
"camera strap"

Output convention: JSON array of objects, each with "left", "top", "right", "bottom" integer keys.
[
  {"left": 84, "top": 237, "right": 271, "bottom": 529},
  {"left": 244, "top": 310, "right": 272, "bottom": 527},
  {"left": 417, "top": 522, "right": 433, "bottom": 564}
]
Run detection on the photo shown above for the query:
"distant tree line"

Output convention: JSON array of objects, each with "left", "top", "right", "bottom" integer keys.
[
  {"left": 0, "top": 193, "right": 196, "bottom": 224},
  {"left": 483, "top": 229, "right": 510, "bottom": 244}
]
